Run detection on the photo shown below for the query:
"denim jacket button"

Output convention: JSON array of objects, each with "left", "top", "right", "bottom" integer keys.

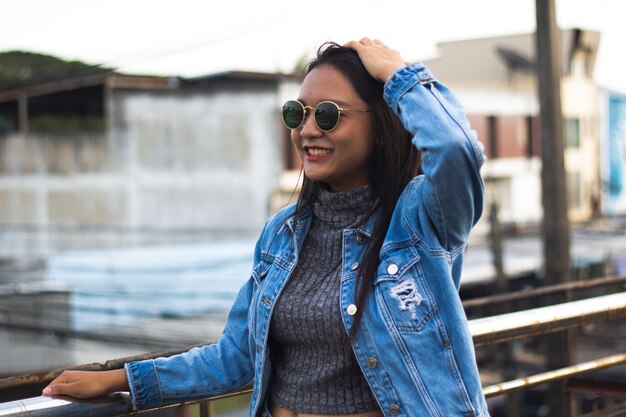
[
  {"left": 347, "top": 304, "right": 357, "bottom": 316},
  {"left": 387, "top": 263, "right": 399, "bottom": 275},
  {"left": 367, "top": 357, "right": 377, "bottom": 368},
  {"left": 351, "top": 262, "right": 359, "bottom": 271},
  {"left": 389, "top": 404, "right": 400, "bottom": 415},
  {"left": 356, "top": 234, "right": 366, "bottom": 243}
]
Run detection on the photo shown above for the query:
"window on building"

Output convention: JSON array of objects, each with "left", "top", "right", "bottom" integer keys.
[
  {"left": 563, "top": 117, "right": 580, "bottom": 148},
  {"left": 28, "top": 86, "right": 105, "bottom": 133},
  {"left": 0, "top": 101, "right": 17, "bottom": 135},
  {"left": 467, "top": 114, "right": 540, "bottom": 159}
]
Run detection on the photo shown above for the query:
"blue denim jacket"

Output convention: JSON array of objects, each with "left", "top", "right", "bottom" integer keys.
[{"left": 125, "top": 64, "right": 490, "bottom": 417}]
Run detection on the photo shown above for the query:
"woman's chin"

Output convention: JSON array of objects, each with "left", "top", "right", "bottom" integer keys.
[{"left": 303, "top": 170, "right": 329, "bottom": 184}]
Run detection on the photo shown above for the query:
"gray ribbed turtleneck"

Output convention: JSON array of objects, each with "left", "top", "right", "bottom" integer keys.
[{"left": 268, "top": 185, "right": 379, "bottom": 414}]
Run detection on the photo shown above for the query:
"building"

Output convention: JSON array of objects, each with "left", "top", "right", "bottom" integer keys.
[
  {"left": 0, "top": 69, "right": 300, "bottom": 259},
  {"left": 599, "top": 89, "right": 626, "bottom": 216},
  {"left": 423, "top": 28, "right": 602, "bottom": 227}
]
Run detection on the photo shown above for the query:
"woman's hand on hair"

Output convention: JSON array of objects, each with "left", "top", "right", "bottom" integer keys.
[{"left": 345, "top": 38, "right": 406, "bottom": 83}]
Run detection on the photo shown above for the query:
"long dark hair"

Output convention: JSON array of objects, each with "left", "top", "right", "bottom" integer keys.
[{"left": 295, "top": 42, "right": 421, "bottom": 337}]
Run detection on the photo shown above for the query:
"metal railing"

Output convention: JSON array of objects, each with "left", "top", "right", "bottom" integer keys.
[
  {"left": 462, "top": 275, "right": 626, "bottom": 310},
  {"left": 470, "top": 291, "right": 626, "bottom": 346},
  {"left": 1, "top": 291, "right": 625, "bottom": 417}
]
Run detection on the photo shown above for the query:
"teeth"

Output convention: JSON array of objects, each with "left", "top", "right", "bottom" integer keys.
[{"left": 307, "top": 148, "right": 331, "bottom": 156}]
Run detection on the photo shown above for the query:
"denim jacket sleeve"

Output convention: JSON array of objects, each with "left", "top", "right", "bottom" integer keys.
[
  {"left": 384, "top": 64, "right": 485, "bottom": 252},
  {"left": 123, "top": 224, "right": 273, "bottom": 410}
]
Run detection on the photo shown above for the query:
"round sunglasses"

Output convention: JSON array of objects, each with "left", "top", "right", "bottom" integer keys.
[{"left": 281, "top": 100, "right": 369, "bottom": 132}]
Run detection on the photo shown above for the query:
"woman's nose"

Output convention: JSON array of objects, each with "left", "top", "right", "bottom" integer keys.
[{"left": 299, "top": 113, "right": 323, "bottom": 138}]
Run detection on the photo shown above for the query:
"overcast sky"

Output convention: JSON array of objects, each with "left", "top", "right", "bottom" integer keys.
[{"left": 2, "top": 0, "right": 626, "bottom": 93}]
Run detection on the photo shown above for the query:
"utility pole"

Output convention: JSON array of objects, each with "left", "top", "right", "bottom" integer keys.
[{"left": 535, "top": 0, "right": 572, "bottom": 415}]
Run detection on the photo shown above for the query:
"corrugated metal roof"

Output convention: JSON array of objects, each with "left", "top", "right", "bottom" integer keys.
[
  {"left": 0, "top": 69, "right": 297, "bottom": 104},
  {"left": 0, "top": 72, "right": 179, "bottom": 103}
]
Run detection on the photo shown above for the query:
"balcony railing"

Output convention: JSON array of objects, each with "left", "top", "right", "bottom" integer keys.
[{"left": 1, "top": 289, "right": 625, "bottom": 417}]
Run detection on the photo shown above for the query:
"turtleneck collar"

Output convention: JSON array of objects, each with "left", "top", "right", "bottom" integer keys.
[{"left": 313, "top": 184, "right": 376, "bottom": 226}]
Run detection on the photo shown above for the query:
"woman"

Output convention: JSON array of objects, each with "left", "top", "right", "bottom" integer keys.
[{"left": 43, "top": 38, "right": 490, "bottom": 417}]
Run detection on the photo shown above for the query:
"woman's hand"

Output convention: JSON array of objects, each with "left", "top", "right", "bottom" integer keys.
[
  {"left": 42, "top": 369, "right": 130, "bottom": 399},
  {"left": 345, "top": 38, "right": 406, "bottom": 83}
]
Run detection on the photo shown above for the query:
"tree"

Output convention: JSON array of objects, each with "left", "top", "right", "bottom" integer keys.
[{"left": 0, "top": 51, "right": 109, "bottom": 89}]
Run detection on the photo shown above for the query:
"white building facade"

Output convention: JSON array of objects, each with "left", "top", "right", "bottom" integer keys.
[{"left": 423, "top": 29, "right": 602, "bottom": 228}]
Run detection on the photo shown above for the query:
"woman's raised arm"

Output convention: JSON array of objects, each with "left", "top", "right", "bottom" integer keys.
[{"left": 348, "top": 38, "right": 485, "bottom": 251}]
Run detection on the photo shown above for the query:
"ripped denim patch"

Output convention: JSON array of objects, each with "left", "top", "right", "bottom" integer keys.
[{"left": 390, "top": 279, "right": 422, "bottom": 318}]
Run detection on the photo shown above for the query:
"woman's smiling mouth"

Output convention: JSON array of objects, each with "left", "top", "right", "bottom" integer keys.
[{"left": 305, "top": 146, "right": 333, "bottom": 157}]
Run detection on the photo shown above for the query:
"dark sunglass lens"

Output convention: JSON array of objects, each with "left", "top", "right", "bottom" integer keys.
[
  {"left": 315, "top": 102, "right": 339, "bottom": 131},
  {"left": 282, "top": 101, "right": 304, "bottom": 129}
]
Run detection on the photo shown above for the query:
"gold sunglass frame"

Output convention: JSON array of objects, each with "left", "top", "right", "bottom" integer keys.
[{"left": 282, "top": 100, "right": 369, "bottom": 133}]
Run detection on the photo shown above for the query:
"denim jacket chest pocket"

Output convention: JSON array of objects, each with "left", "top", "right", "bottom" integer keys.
[{"left": 374, "top": 245, "right": 437, "bottom": 333}]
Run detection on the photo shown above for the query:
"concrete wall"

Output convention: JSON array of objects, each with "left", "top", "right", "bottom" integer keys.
[
  {"left": 0, "top": 132, "right": 110, "bottom": 229},
  {"left": 110, "top": 88, "right": 282, "bottom": 230},
  {"left": 0, "top": 83, "right": 285, "bottom": 257}
]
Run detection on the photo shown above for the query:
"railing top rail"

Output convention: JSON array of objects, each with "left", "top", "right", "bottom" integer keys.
[
  {"left": 0, "top": 393, "right": 132, "bottom": 417},
  {"left": 469, "top": 291, "right": 626, "bottom": 346},
  {"left": 482, "top": 352, "right": 626, "bottom": 398},
  {"left": 0, "top": 388, "right": 256, "bottom": 417}
]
